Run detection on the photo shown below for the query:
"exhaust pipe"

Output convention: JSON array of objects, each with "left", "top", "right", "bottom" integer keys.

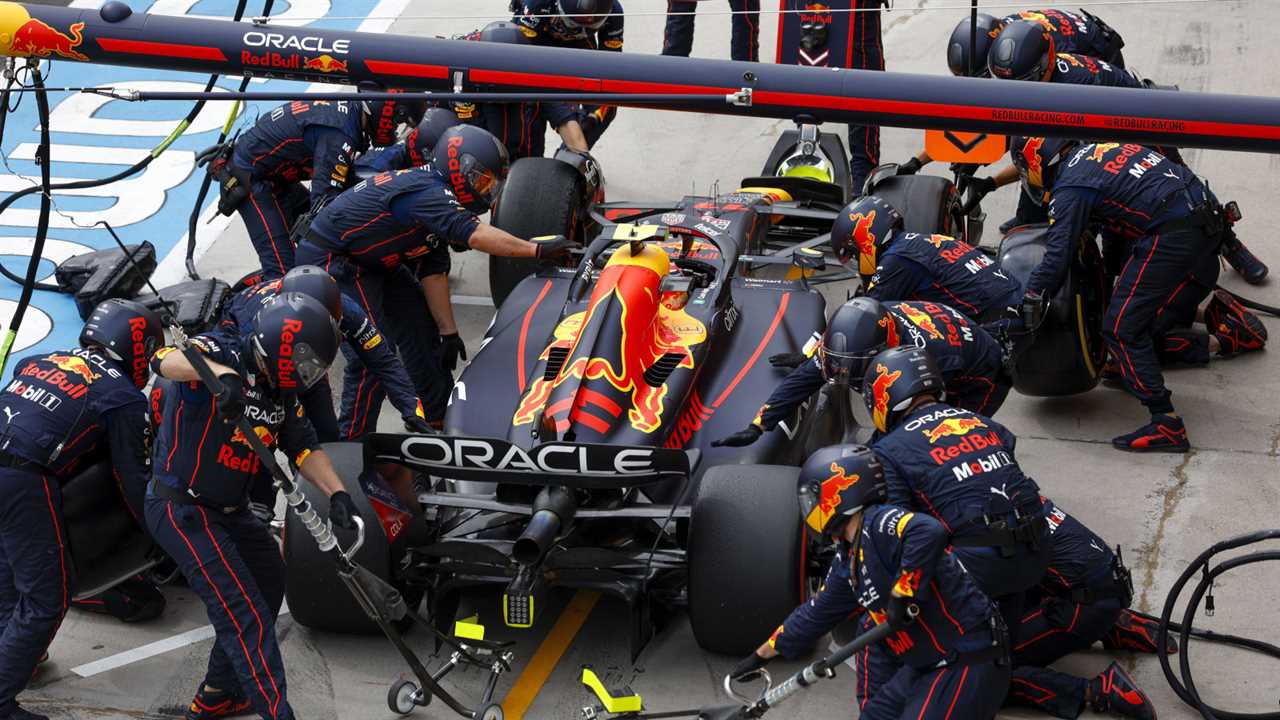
[{"left": 512, "top": 486, "right": 575, "bottom": 566}]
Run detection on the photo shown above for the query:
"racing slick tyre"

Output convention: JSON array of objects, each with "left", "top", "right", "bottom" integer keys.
[
  {"left": 62, "top": 460, "right": 159, "bottom": 600},
  {"left": 285, "top": 442, "right": 393, "bottom": 634},
  {"left": 689, "top": 464, "right": 803, "bottom": 655},
  {"left": 998, "top": 223, "right": 1109, "bottom": 396},
  {"left": 865, "top": 172, "right": 964, "bottom": 239},
  {"left": 489, "top": 157, "right": 583, "bottom": 308}
]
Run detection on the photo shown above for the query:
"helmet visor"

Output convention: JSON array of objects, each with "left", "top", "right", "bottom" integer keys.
[
  {"left": 819, "top": 345, "right": 882, "bottom": 389},
  {"left": 562, "top": 13, "right": 608, "bottom": 30},
  {"left": 253, "top": 336, "right": 330, "bottom": 391},
  {"left": 291, "top": 342, "right": 331, "bottom": 391},
  {"left": 465, "top": 160, "right": 504, "bottom": 206}
]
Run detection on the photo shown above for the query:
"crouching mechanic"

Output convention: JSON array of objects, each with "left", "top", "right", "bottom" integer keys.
[
  {"left": 945, "top": 8, "right": 1125, "bottom": 79},
  {"left": 1013, "top": 137, "right": 1267, "bottom": 451},
  {"left": 0, "top": 300, "right": 163, "bottom": 720},
  {"left": 296, "top": 124, "right": 572, "bottom": 430},
  {"left": 147, "top": 294, "right": 361, "bottom": 720},
  {"left": 733, "top": 445, "right": 1011, "bottom": 720},
  {"left": 713, "top": 296, "right": 1008, "bottom": 447},
  {"left": 832, "top": 196, "right": 1023, "bottom": 326}
]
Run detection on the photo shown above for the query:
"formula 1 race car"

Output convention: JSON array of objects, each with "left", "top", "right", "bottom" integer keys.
[{"left": 284, "top": 182, "right": 845, "bottom": 660}]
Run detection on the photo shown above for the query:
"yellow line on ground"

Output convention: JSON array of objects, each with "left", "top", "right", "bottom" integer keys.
[{"left": 500, "top": 590, "right": 601, "bottom": 720}]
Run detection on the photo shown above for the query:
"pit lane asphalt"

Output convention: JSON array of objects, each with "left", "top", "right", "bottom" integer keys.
[{"left": 28, "top": 2, "right": 1280, "bottom": 718}]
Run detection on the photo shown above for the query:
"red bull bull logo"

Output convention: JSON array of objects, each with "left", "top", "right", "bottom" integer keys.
[
  {"left": 898, "top": 304, "right": 943, "bottom": 340},
  {"left": 230, "top": 425, "right": 276, "bottom": 448},
  {"left": 877, "top": 314, "right": 899, "bottom": 348},
  {"left": 924, "top": 416, "right": 987, "bottom": 443},
  {"left": 870, "top": 363, "right": 901, "bottom": 431},
  {"left": 304, "top": 54, "right": 349, "bottom": 73},
  {"left": 1088, "top": 142, "right": 1120, "bottom": 162},
  {"left": 849, "top": 211, "right": 878, "bottom": 275},
  {"left": 799, "top": 3, "right": 832, "bottom": 24},
  {"left": 7, "top": 19, "right": 88, "bottom": 61},
  {"left": 805, "top": 462, "right": 861, "bottom": 534},
  {"left": 46, "top": 353, "right": 99, "bottom": 383},
  {"left": 1021, "top": 137, "right": 1046, "bottom": 190}
]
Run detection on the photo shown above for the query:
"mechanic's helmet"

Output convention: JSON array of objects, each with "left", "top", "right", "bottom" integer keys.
[
  {"left": 80, "top": 298, "right": 165, "bottom": 389},
  {"left": 862, "top": 346, "right": 945, "bottom": 433},
  {"left": 432, "top": 124, "right": 510, "bottom": 213},
  {"left": 989, "top": 20, "right": 1055, "bottom": 81},
  {"left": 947, "top": 13, "right": 1000, "bottom": 77},
  {"left": 405, "top": 108, "right": 461, "bottom": 167},
  {"left": 776, "top": 150, "right": 834, "bottom": 184},
  {"left": 557, "top": 0, "right": 612, "bottom": 31},
  {"left": 359, "top": 85, "right": 429, "bottom": 147},
  {"left": 818, "top": 298, "right": 895, "bottom": 389},
  {"left": 830, "top": 195, "right": 903, "bottom": 281},
  {"left": 1009, "top": 136, "right": 1077, "bottom": 206},
  {"left": 797, "top": 444, "right": 887, "bottom": 541},
  {"left": 478, "top": 19, "right": 532, "bottom": 45},
  {"left": 250, "top": 293, "right": 341, "bottom": 392},
  {"left": 281, "top": 265, "right": 342, "bottom": 323}
]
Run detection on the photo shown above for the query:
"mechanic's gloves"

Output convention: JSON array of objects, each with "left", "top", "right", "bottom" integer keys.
[
  {"left": 439, "top": 333, "right": 468, "bottom": 374},
  {"left": 885, "top": 595, "right": 917, "bottom": 630},
  {"left": 404, "top": 416, "right": 434, "bottom": 434},
  {"left": 768, "top": 351, "right": 807, "bottom": 370},
  {"left": 328, "top": 490, "right": 360, "bottom": 531},
  {"left": 712, "top": 425, "right": 763, "bottom": 447},
  {"left": 896, "top": 157, "right": 924, "bottom": 176},
  {"left": 534, "top": 234, "right": 574, "bottom": 261},
  {"left": 959, "top": 175, "right": 998, "bottom": 214},
  {"left": 730, "top": 652, "right": 772, "bottom": 682},
  {"left": 214, "top": 373, "right": 247, "bottom": 425},
  {"left": 1020, "top": 289, "right": 1048, "bottom": 331}
]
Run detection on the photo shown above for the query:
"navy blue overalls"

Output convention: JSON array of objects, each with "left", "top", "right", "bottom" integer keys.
[
  {"left": 865, "top": 233, "right": 1023, "bottom": 324},
  {"left": 662, "top": 1, "right": 761, "bottom": 62}
]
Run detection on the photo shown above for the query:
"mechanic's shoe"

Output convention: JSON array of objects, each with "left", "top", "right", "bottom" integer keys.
[
  {"left": 185, "top": 685, "right": 252, "bottom": 720},
  {"left": 1090, "top": 661, "right": 1157, "bottom": 719},
  {"left": 0, "top": 705, "right": 50, "bottom": 720},
  {"left": 1204, "top": 290, "right": 1267, "bottom": 355},
  {"left": 1102, "top": 610, "right": 1178, "bottom": 654},
  {"left": 1221, "top": 235, "right": 1269, "bottom": 285},
  {"left": 1112, "top": 415, "right": 1189, "bottom": 453}
]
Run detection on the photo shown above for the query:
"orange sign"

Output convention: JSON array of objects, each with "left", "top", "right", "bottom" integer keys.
[{"left": 924, "top": 129, "right": 1007, "bottom": 164}]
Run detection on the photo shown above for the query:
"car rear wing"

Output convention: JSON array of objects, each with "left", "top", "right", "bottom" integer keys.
[{"left": 364, "top": 433, "right": 700, "bottom": 489}]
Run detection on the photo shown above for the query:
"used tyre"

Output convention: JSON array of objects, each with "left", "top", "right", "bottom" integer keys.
[
  {"left": 285, "top": 442, "right": 392, "bottom": 634},
  {"left": 866, "top": 173, "right": 961, "bottom": 237},
  {"left": 489, "top": 157, "right": 583, "bottom": 308},
  {"left": 689, "top": 464, "right": 803, "bottom": 655}
]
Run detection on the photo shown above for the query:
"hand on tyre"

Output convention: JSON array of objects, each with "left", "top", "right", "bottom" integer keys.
[
  {"left": 769, "top": 352, "right": 807, "bottom": 369},
  {"left": 534, "top": 234, "right": 573, "bottom": 261},
  {"left": 885, "top": 594, "right": 917, "bottom": 630},
  {"left": 711, "top": 425, "right": 763, "bottom": 447},
  {"left": 896, "top": 157, "right": 923, "bottom": 176},
  {"left": 328, "top": 491, "right": 360, "bottom": 531},
  {"left": 959, "top": 176, "right": 998, "bottom": 214},
  {"left": 439, "top": 333, "right": 468, "bottom": 373},
  {"left": 730, "top": 652, "right": 771, "bottom": 682},
  {"left": 214, "top": 373, "right": 247, "bottom": 425}
]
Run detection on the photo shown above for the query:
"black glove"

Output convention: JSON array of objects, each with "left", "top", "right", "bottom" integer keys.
[
  {"left": 730, "top": 652, "right": 771, "bottom": 682},
  {"left": 1021, "top": 289, "right": 1048, "bottom": 330},
  {"left": 404, "top": 415, "right": 433, "bottom": 434},
  {"left": 328, "top": 491, "right": 360, "bottom": 532},
  {"left": 439, "top": 333, "right": 468, "bottom": 373},
  {"left": 885, "top": 595, "right": 917, "bottom": 630},
  {"left": 896, "top": 157, "right": 923, "bottom": 176},
  {"left": 711, "top": 425, "right": 763, "bottom": 447},
  {"left": 214, "top": 373, "right": 247, "bottom": 425},
  {"left": 534, "top": 234, "right": 574, "bottom": 260},
  {"left": 959, "top": 176, "right": 998, "bottom": 215},
  {"left": 768, "top": 351, "right": 807, "bottom": 369}
]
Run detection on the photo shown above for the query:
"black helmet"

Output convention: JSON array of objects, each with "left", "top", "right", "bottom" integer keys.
[
  {"left": 830, "top": 195, "right": 903, "bottom": 282},
  {"left": 862, "top": 346, "right": 945, "bottom": 433},
  {"left": 557, "top": 0, "right": 612, "bottom": 31},
  {"left": 405, "top": 108, "right": 461, "bottom": 167},
  {"left": 947, "top": 13, "right": 999, "bottom": 77},
  {"left": 80, "top": 298, "right": 165, "bottom": 389},
  {"left": 250, "top": 293, "right": 341, "bottom": 392},
  {"left": 281, "top": 265, "right": 342, "bottom": 322},
  {"left": 797, "top": 444, "right": 886, "bottom": 540},
  {"left": 359, "top": 85, "right": 428, "bottom": 147},
  {"left": 478, "top": 20, "right": 532, "bottom": 45},
  {"left": 432, "top": 124, "right": 510, "bottom": 213},
  {"left": 818, "top": 298, "right": 897, "bottom": 389},
  {"left": 989, "top": 21, "right": 1055, "bottom": 81},
  {"left": 1009, "top": 136, "right": 1077, "bottom": 206}
]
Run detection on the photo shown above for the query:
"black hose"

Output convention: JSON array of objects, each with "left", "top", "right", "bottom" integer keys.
[{"left": 1157, "top": 529, "right": 1280, "bottom": 720}]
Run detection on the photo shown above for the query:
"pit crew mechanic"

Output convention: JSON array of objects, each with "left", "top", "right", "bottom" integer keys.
[
  {"left": 945, "top": 8, "right": 1126, "bottom": 79},
  {"left": 0, "top": 300, "right": 163, "bottom": 720},
  {"left": 217, "top": 95, "right": 425, "bottom": 279},
  {"left": 1013, "top": 137, "right": 1268, "bottom": 452},
  {"left": 512, "top": 0, "right": 624, "bottom": 146},
  {"left": 713, "top": 297, "right": 1008, "bottom": 447},
  {"left": 732, "top": 445, "right": 1012, "bottom": 720},
  {"left": 832, "top": 195, "right": 1023, "bottom": 325},
  {"left": 295, "top": 125, "right": 572, "bottom": 430},
  {"left": 146, "top": 294, "right": 360, "bottom": 720},
  {"left": 662, "top": 0, "right": 762, "bottom": 64}
]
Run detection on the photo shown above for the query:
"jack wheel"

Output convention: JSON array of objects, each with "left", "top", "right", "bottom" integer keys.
[
  {"left": 388, "top": 678, "right": 421, "bottom": 715},
  {"left": 479, "top": 702, "right": 505, "bottom": 720}
]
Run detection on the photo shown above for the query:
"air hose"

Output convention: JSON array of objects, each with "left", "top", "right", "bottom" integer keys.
[{"left": 1157, "top": 529, "right": 1280, "bottom": 720}]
